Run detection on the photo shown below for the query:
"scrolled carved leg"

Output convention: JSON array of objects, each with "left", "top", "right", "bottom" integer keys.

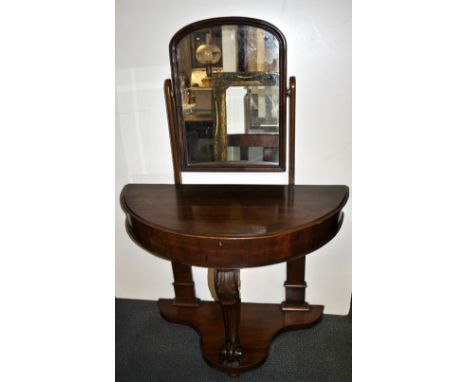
[{"left": 215, "top": 269, "right": 243, "bottom": 367}]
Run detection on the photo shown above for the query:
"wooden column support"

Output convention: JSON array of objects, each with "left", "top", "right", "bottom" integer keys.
[
  {"left": 282, "top": 77, "right": 309, "bottom": 312},
  {"left": 215, "top": 269, "right": 243, "bottom": 367},
  {"left": 164, "top": 78, "right": 182, "bottom": 185},
  {"left": 282, "top": 256, "right": 310, "bottom": 311},
  {"left": 288, "top": 76, "right": 296, "bottom": 186},
  {"left": 165, "top": 80, "right": 199, "bottom": 308},
  {"left": 171, "top": 262, "right": 200, "bottom": 307}
]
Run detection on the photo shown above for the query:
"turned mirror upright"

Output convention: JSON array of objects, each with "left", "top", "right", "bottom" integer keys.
[{"left": 121, "top": 17, "right": 348, "bottom": 376}]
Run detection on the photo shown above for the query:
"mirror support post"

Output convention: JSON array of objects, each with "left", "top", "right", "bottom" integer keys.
[
  {"left": 282, "top": 76, "right": 309, "bottom": 312},
  {"left": 287, "top": 76, "right": 296, "bottom": 186},
  {"left": 164, "top": 79, "right": 182, "bottom": 185},
  {"left": 165, "top": 79, "right": 199, "bottom": 307}
]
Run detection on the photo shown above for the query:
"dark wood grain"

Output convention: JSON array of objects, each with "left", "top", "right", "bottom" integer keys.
[
  {"left": 121, "top": 184, "right": 348, "bottom": 268},
  {"left": 159, "top": 299, "right": 323, "bottom": 374},
  {"left": 170, "top": 261, "right": 200, "bottom": 307},
  {"left": 282, "top": 256, "right": 309, "bottom": 311}
]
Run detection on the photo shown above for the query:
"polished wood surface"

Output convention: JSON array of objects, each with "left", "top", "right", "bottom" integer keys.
[
  {"left": 121, "top": 184, "right": 348, "bottom": 268},
  {"left": 282, "top": 255, "right": 309, "bottom": 311},
  {"left": 170, "top": 262, "right": 200, "bottom": 307},
  {"left": 159, "top": 299, "right": 323, "bottom": 374}
]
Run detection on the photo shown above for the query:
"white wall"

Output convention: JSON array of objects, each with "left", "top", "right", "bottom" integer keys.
[{"left": 116, "top": 0, "right": 351, "bottom": 314}]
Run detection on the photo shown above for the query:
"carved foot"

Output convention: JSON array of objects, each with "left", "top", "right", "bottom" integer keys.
[{"left": 220, "top": 341, "right": 243, "bottom": 366}]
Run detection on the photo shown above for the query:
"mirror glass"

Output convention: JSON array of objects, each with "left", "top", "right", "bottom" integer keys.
[{"left": 175, "top": 24, "right": 281, "bottom": 166}]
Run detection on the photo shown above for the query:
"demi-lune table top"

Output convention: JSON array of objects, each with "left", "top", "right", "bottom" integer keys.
[{"left": 121, "top": 184, "right": 348, "bottom": 268}]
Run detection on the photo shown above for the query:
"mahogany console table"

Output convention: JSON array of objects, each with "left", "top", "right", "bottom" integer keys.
[
  {"left": 121, "top": 183, "right": 348, "bottom": 374},
  {"left": 121, "top": 16, "right": 349, "bottom": 375}
]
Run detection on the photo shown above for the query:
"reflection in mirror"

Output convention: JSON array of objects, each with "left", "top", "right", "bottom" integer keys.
[{"left": 175, "top": 24, "right": 281, "bottom": 166}]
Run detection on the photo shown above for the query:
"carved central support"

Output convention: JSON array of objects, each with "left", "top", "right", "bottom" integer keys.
[{"left": 214, "top": 269, "right": 243, "bottom": 366}]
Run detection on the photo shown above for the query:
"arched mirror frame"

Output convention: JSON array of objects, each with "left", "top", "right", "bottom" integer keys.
[{"left": 167, "top": 17, "right": 288, "bottom": 172}]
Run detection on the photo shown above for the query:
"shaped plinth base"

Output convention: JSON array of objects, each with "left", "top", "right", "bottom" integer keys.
[{"left": 159, "top": 299, "right": 323, "bottom": 374}]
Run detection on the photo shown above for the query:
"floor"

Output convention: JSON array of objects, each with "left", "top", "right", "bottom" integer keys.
[{"left": 116, "top": 298, "right": 351, "bottom": 382}]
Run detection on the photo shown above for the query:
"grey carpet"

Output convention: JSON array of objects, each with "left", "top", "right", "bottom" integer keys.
[{"left": 116, "top": 298, "right": 351, "bottom": 382}]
